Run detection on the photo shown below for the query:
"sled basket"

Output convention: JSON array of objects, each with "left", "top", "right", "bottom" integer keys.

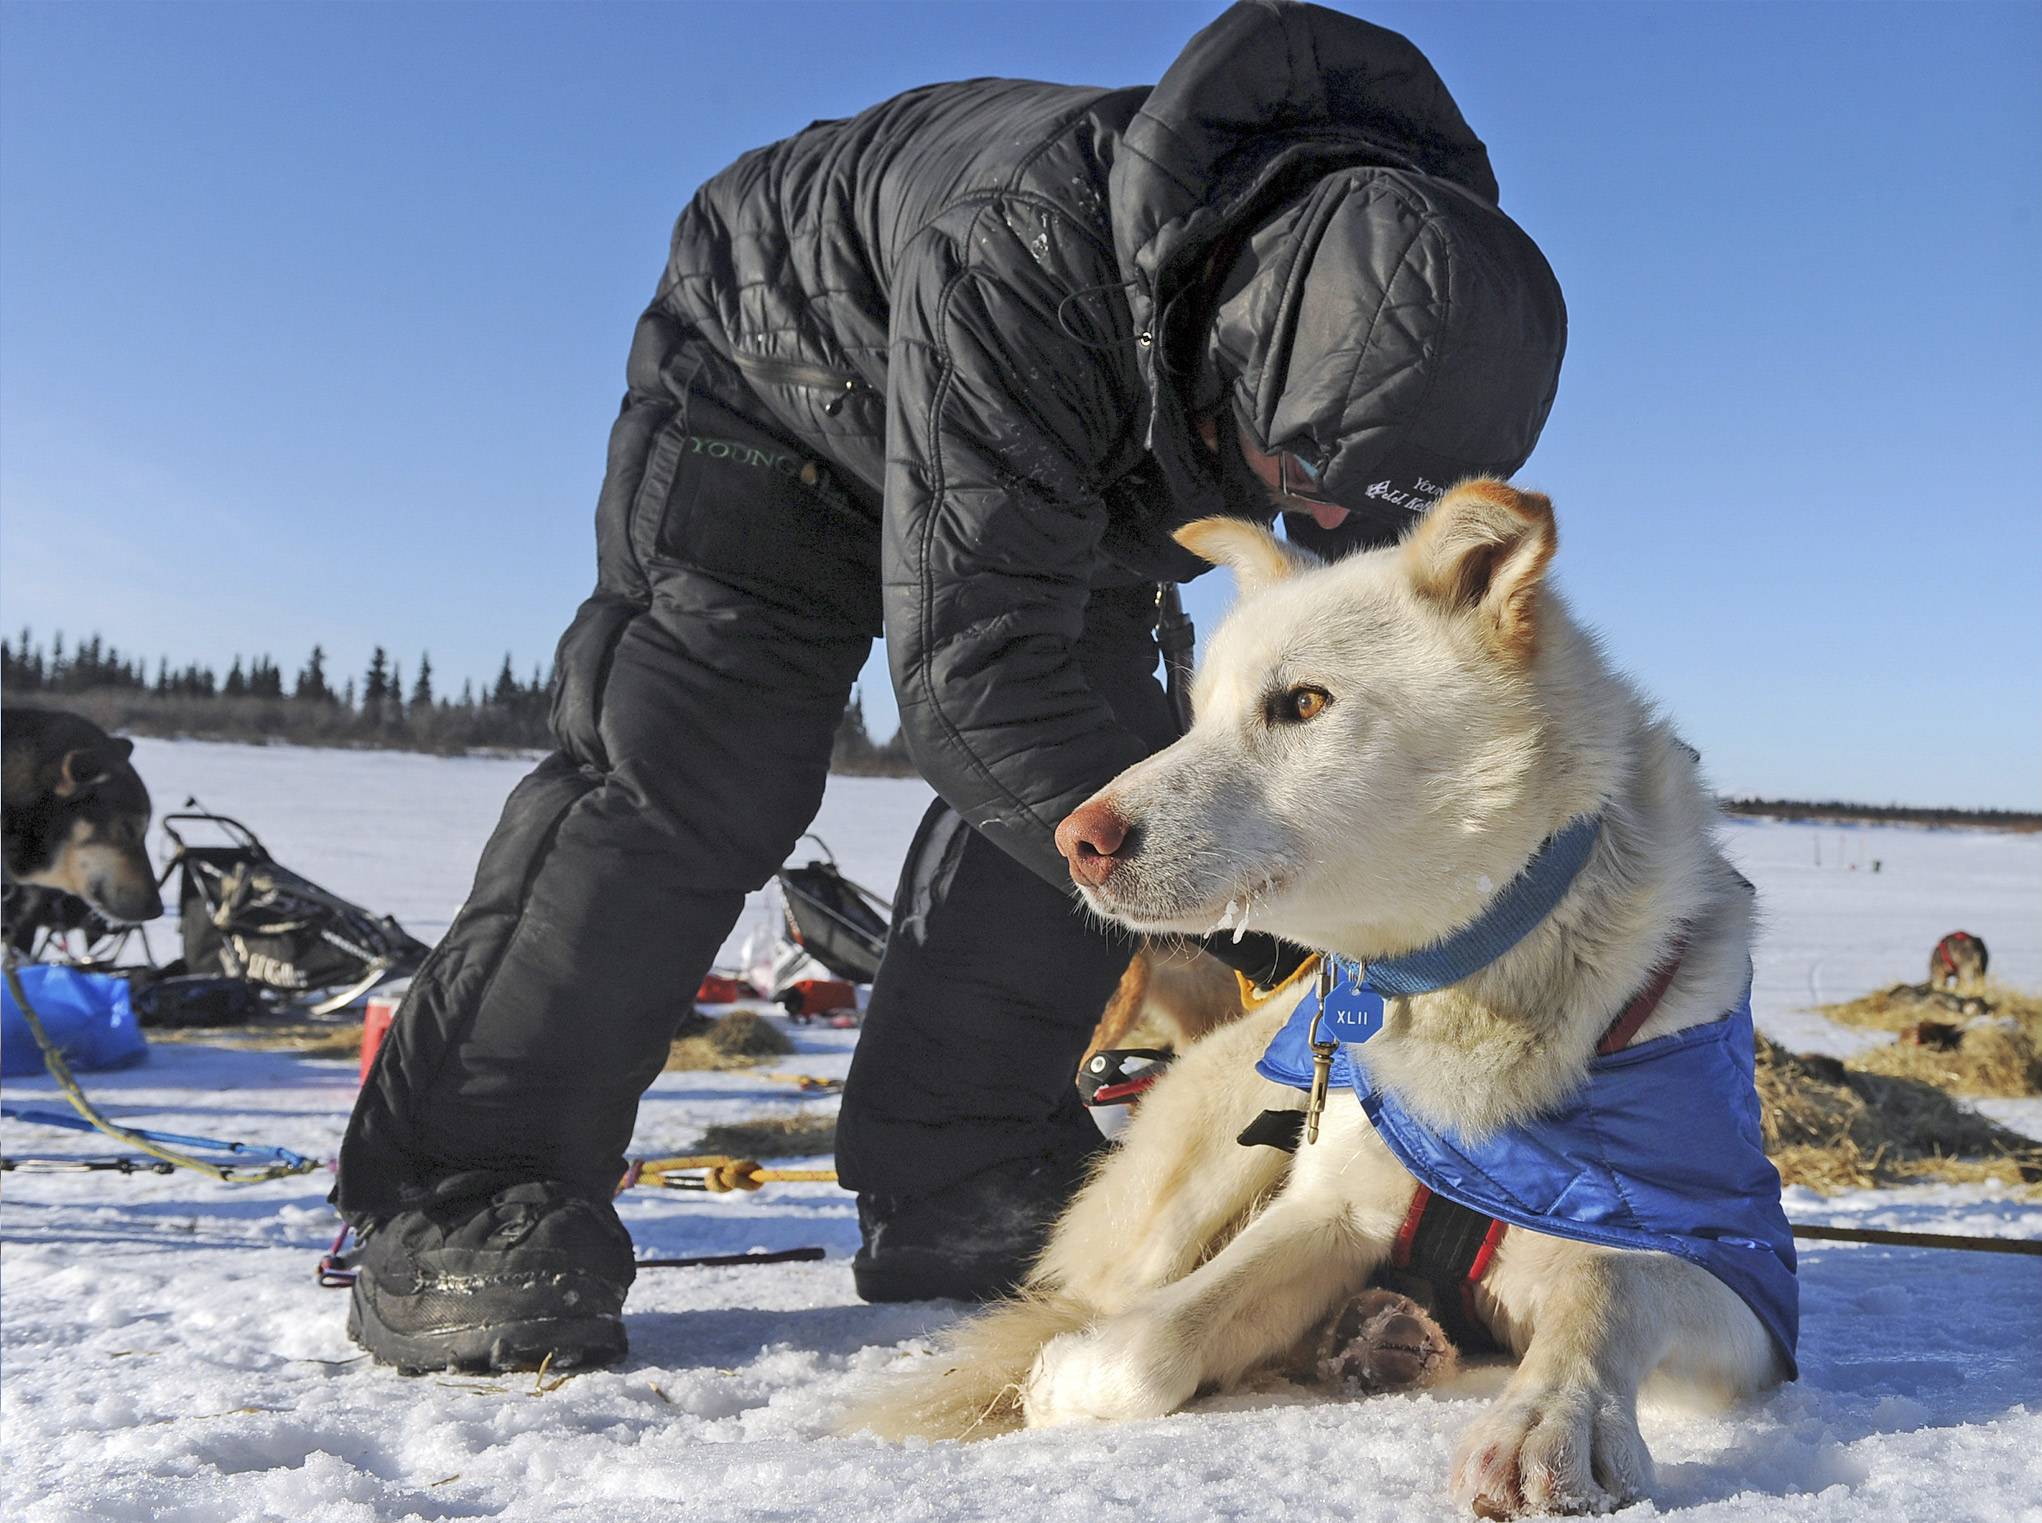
[
  {"left": 776, "top": 836, "right": 890, "bottom": 985},
  {"left": 161, "top": 808, "right": 430, "bottom": 1015}
]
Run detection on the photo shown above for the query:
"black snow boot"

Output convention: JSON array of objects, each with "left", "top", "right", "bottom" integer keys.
[
  {"left": 345, "top": 1180, "right": 635, "bottom": 1375},
  {"left": 852, "top": 1150, "right": 1096, "bottom": 1304}
]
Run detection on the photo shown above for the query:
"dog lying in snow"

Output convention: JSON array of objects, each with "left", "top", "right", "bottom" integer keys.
[{"left": 847, "top": 482, "right": 1795, "bottom": 1518}]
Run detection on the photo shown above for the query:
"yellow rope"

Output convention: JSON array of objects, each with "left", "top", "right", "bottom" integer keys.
[
  {"left": 1236, "top": 954, "right": 1322, "bottom": 1011},
  {"left": 760, "top": 1072, "right": 843, "bottom": 1093},
  {"left": 628, "top": 1154, "right": 840, "bottom": 1192},
  {"left": 4, "top": 958, "right": 319, "bottom": 1184}
]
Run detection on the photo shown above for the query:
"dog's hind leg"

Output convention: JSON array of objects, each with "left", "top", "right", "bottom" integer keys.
[
  {"left": 1454, "top": 1241, "right": 1780, "bottom": 1518},
  {"left": 1022, "top": 1102, "right": 1392, "bottom": 1427}
]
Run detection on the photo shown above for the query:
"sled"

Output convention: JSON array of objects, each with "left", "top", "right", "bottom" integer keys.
[
  {"left": 775, "top": 835, "right": 890, "bottom": 985},
  {"left": 158, "top": 807, "right": 430, "bottom": 1016}
]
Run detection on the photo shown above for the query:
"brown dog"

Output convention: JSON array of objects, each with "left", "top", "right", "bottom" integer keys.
[
  {"left": 1929, "top": 931, "right": 1988, "bottom": 994},
  {"left": 1081, "top": 941, "right": 1246, "bottom": 1066},
  {"left": 2, "top": 707, "right": 163, "bottom": 924}
]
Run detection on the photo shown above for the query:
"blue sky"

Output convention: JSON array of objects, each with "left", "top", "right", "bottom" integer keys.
[{"left": 2, "top": 1, "right": 2036, "bottom": 807}]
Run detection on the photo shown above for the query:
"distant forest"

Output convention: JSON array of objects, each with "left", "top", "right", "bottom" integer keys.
[
  {"left": 6, "top": 631, "right": 2034, "bottom": 816},
  {"left": 1716, "top": 797, "right": 2041, "bottom": 833},
  {"left": 1, "top": 629, "right": 915, "bottom": 775}
]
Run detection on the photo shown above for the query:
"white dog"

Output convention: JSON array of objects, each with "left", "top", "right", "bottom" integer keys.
[{"left": 848, "top": 481, "right": 1794, "bottom": 1518}]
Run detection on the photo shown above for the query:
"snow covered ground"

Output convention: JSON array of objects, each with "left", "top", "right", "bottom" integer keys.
[{"left": 3, "top": 740, "right": 2038, "bottom": 1522}]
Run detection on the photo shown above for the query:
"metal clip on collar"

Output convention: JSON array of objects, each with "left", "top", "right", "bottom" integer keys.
[{"left": 1304, "top": 957, "right": 1340, "bottom": 1146}]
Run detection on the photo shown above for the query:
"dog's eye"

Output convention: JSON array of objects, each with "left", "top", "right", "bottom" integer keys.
[{"left": 1272, "top": 686, "right": 1331, "bottom": 724}]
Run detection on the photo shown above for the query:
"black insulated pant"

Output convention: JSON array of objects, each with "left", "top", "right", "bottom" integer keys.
[{"left": 337, "top": 384, "right": 1170, "bottom": 1221}]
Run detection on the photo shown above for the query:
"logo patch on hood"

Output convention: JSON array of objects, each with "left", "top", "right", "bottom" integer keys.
[{"left": 1365, "top": 477, "right": 1446, "bottom": 513}]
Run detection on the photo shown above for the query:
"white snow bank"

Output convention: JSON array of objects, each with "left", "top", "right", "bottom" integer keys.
[{"left": 3, "top": 742, "right": 2037, "bottom": 1520}]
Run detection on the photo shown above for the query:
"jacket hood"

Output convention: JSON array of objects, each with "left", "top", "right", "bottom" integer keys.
[
  {"left": 1108, "top": 1, "right": 1561, "bottom": 523},
  {"left": 1206, "top": 166, "right": 1566, "bottom": 517}
]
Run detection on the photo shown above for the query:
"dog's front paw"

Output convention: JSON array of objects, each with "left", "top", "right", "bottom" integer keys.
[
  {"left": 1021, "top": 1318, "right": 1193, "bottom": 1428},
  {"left": 1450, "top": 1384, "right": 1652, "bottom": 1517}
]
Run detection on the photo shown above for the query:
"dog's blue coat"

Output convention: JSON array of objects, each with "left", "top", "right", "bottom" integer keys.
[{"left": 1257, "top": 982, "right": 1799, "bottom": 1376}]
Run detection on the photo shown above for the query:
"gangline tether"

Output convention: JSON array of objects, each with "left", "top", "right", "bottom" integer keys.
[{"left": 4, "top": 956, "right": 320, "bottom": 1184}]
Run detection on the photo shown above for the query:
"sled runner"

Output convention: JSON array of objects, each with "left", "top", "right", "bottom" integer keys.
[{"left": 159, "top": 807, "right": 429, "bottom": 1016}]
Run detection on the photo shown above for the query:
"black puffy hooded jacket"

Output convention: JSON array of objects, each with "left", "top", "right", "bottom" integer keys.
[{"left": 633, "top": 0, "right": 1564, "bottom": 883}]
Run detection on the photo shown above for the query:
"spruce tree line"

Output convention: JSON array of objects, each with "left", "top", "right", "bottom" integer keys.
[
  {"left": 2, "top": 628, "right": 916, "bottom": 773},
  {"left": 829, "top": 685, "right": 915, "bottom": 775},
  {"left": 3, "top": 629, "right": 557, "bottom": 753}
]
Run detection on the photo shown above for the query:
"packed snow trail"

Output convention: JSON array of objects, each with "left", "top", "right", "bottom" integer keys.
[{"left": 3, "top": 742, "right": 2039, "bottom": 1521}]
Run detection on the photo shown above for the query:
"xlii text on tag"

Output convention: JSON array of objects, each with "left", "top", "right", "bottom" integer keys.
[{"left": 1320, "top": 977, "right": 1386, "bottom": 1045}]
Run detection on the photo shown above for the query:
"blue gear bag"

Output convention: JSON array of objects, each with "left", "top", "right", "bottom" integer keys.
[{"left": 2, "top": 965, "right": 149, "bottom": 1077}]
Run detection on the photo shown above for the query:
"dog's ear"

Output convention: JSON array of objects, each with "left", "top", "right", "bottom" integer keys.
[
  {"left": 1402, "top": 480, "right": 1557, "bottom": 660},
  {"left": 54, "top": 747, "right": 113, "bottom": 798},
  {"left": 1174, "top": 518, "right": 1319, "bottom": 596}
]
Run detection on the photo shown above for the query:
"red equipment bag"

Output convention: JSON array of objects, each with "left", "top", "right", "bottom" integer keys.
[
  {"left": 695, "top": 972, "right": 749, "bottom": 1004},
  {"left": 777, "top": 978, "right": 857, "bottom": 1018}
]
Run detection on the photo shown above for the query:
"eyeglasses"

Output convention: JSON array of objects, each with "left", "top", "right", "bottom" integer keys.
[{"left": 1233, "top": 419, "right": 1336, "bottom": 507}]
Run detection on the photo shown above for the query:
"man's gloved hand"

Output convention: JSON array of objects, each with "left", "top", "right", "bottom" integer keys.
[{"left": 1199, "top": 930, "right": 1316, "bottom": 992}]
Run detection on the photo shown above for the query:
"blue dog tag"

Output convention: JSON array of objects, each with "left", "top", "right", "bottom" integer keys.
[{"left": 1320, "top": 965, "right": 1386, "bottom": 1046}]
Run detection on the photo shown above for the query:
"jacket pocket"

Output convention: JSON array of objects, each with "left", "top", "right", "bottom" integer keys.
[
  {"left": 729, "top": 348, "right": 884, "bottom": 446},
  {"left": 643, "top": 408, "right": 882, "bottom": 636},
  {"left": 729, "top": 350, "right": 874, "bottom": 416}
]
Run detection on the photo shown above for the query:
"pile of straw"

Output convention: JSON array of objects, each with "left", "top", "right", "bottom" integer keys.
[
  {"left": 1817, "top": 982, "right": 2042, "bottom": 1097},
  {"left": 147, "top": 1020, "right": 362, "bottom": 1060},
  {"left": 690, "top": 1113, "right": 837, "bottom": 1159},
  {"left": 1755, "top": 1033, "right": 2041, "bottom": 1193},
  {"left": 665, "top": 1007, "right": 793, "bottom": 1071}
]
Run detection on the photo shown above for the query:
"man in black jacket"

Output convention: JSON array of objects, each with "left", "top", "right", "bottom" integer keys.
[{"left": 337, "top": 0, "right": 1565, "bottom": 1373}]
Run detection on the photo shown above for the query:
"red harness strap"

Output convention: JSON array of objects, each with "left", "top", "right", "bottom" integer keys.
[
  {"left": 1934, "top": 932, "right": 1974, "bottom": 979},
  {"left": 1597, "top": 938, "right": 1691, "bottom": 1056},
  {"left": 1392, "top": 1184, "right": 1432, "bottom": 1265},
  {"left": 1386, "top": 937, "right": 1690, "bottom": 1340},
  {"left": 1382, "top": 1183, "right": 1509, "bottom": 1352}
]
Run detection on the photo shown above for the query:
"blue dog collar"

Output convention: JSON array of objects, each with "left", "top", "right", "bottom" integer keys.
[
  {"left": 1261, "top": 814, "right": 1604, "bottom": 1086},
  {"left": 1349, "top": 814, "right": 1601, "bottom": 999}
]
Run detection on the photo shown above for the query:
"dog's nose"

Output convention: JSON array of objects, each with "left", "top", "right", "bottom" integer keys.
[
  {"left": 1056, "top": 799, "right": 1130, "bottom": 887},
  {"left": 97, "top": 878, "right": 165, "bottom": 924}
]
